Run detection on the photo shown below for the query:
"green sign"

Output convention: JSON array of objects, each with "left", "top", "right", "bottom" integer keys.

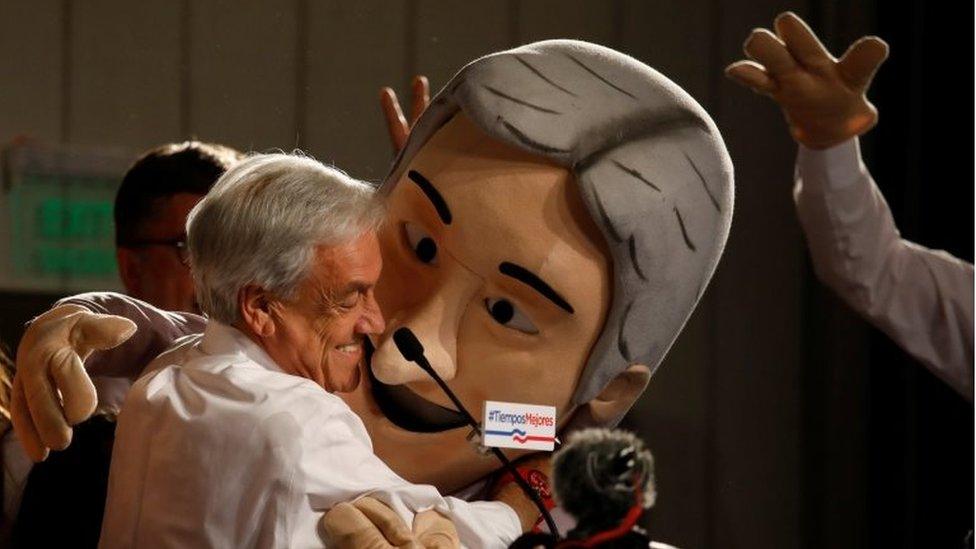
[{"left": 9, "top": 173, "right": 119, "bottom": 281}]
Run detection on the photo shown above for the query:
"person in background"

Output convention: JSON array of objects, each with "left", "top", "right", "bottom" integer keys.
[
  {"left": 115, "top": 141, "right": 244, "bottom": 315},
  {"left": 4, "top": 141, "right": 243, "bottom": 547},
  {"left": 725, "top": 12, "right": 973, "bottom": 399}
]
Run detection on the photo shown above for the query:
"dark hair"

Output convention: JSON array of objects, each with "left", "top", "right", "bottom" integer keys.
[{"left": 114, "top": 141, "right": 243, "bottom": 246}]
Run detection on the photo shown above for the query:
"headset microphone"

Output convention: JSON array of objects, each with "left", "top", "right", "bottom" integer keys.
[{"left": 391, "top": 327, "right": 560, "bottom": 537}]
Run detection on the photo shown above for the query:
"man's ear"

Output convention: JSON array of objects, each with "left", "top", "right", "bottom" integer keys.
[
  {"left": 238, "top": 285, "right": 277, "bottom": 337},
  {"left": 116, "top": 248, "right": 141, "bottom": 295},
  {"left": 583, "top": 364, "right": 651, "bottom": 426}
]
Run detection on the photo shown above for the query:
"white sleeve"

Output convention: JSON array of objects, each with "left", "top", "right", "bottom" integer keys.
[
  {"left": 794, "top": 138, "right": 974, "bottom": 399},
  {"left": 303, "top": 402, "right": 521, "bottom": 548},
  {"left": 54, "top": 292, "right": 206, "bottom": 379}
]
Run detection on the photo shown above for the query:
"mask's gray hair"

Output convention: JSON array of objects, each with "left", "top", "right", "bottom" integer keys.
[
  {"left": 384, "top": 40, "right": 733, "bottom": 426},
  {"left": 188, "top": 153, "right": 385, "bottom": 325}
]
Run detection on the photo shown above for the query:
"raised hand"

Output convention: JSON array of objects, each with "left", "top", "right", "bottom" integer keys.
[
  {"left": 12, "top": 304, "right": 136, "bottom": 461},
  {"left": 725, "top": 11, "right": 889, "bottom": 149},
  {"left": 380, "top": 75, "right": 431, "bottom": 154}
]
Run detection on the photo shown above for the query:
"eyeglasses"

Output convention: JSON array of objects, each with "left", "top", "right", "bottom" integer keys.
[{"left": 121, "top": 237, "right": 190, "bottom": 265}]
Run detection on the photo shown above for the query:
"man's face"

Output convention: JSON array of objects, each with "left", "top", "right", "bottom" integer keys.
[
  {"left": 340, "top": 115, "right": 612, "bottom": 492},
  {"left": 117, "top": 192, "right": 202, "bottom": 313},
  {"left": 264, "top": 231, "right": 386, "bottom": 393}
]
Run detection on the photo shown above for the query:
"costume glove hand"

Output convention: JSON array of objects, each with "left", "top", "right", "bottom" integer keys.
[
  {"left": 413, "top": 509, "right": 460, "bottom": 549},
  {"left": 381, "top": 75, "right": 431, "bottom": 154},
  {"left": 323, "top": 497, "right": 419, "bottom": 549},
  {"left": 725, "top": 11, "right": 888, "bottom": 149},
  {"left": 13, "top": 305, "right": 135, "bottom": 461}
]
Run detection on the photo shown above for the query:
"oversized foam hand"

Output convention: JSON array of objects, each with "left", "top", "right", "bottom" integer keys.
[
  {"left": 725, "top": 12, "right": 889, "bottom": 149},
  {"left": 322, "top": 498, "right": 459, "bottom": 549},
  {"left": 380, "top": 75, "right": 431, "bottom": 153},
  {"left": 411, "top": 509, "right": 460, "bottom": 549},
  {"left": 13, "top": 304, "right": 136, "bottom": 461},
  {"left": 322, "top": 498, "right": 419, "bottom": 548}
]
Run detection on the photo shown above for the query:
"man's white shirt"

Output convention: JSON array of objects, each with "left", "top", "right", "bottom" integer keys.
[{"left": 99, "top": 320, "right": 520, "bottom": 548}]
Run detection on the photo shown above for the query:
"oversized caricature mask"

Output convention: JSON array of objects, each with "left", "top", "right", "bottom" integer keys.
[{"left": 339, "top": 40, "right": 734, "bottom": 493}]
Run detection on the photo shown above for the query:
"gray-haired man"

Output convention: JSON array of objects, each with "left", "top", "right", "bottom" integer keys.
[{"left": 98, "top": 153, "right": 521, "bottom": 547}]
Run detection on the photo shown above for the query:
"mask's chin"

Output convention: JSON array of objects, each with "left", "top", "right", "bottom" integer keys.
[{"left": 365, "top": 338, "right": 469, "bottom": 433}]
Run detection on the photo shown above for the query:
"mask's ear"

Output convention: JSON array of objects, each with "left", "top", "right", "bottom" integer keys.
[{"left": 581, "top": 364, "right": 651, "bottom": 426}]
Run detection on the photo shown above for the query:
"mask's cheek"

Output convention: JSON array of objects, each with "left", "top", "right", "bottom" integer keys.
[
  {"left": 375, "top": 226, "right": 435, "bottom": 322},
  {"left": 452, "top": 300, "right": 583, "bottom": 418}
]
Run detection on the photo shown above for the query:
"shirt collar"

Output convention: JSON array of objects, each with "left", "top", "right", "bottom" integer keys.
[{"left": 199, "top": 320, "right": 285, "bottom": 374}]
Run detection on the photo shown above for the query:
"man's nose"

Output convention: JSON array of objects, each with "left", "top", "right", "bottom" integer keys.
[
  {"left": 356, "top": 292, "right": 386, "bottom": 336},
  {"left": 369, "top": 267, "right": 479, "bottom": 386}
]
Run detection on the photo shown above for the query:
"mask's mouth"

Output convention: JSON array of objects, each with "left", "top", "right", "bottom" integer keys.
[{"left": 365, "top": 338, "right": 469, "bottom": 433}]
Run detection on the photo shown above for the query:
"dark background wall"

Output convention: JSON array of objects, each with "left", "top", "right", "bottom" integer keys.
[{"left": 0, "top": 1, "right": 971, "bottom": 547}]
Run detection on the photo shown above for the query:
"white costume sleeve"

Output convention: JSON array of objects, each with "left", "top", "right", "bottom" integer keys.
[
  {"left": 54, "top": 292, "right": 205, "bottom": 379},
  {"left": 794, "top": 138, "right": 974, "bottom": 399},
  {"left": 306, "top": 404, "right": 521, "bottom": 548}
]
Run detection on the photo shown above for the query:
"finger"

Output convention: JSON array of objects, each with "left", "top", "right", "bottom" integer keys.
[
  {"left": 71, "top": 314, "right": 137, "bottom": 357},
  {"left": 413, "top": 511, "right": 458, "bottom": 549},
  {"left": 744, "top": 28, "right": 799, "bottom": 76},
  {"left": 322, "top": 502, "right": 395, "bottom": 548},
  {"left": 353, "top": 497, "right": 414, "bottom": 546},
  {"left": 409, "top": 75, "right": 430, "bottom": 126},
  {"left": 380, "top": 87, "right": 409, "bottom": 152},
  {"left": 23, "top": 364, "right": 71, "bottom": 451},
  {"left": 724, "top": 61, "right": 778, "bottom": 95},
  {"left": 838, "top": 36, "right": 889, "bottom": 91},
  {"left": 11, "top": 375, "right": 48, "bottom": 462},
  {"left": 420, "top": 534, "right": 457, "bottom": 549},
  {"left": 49, "top": 347, "right": 97, "bottom": 425},
  {"left": 773, "top": 11, "right": 834, "bottom": 68}
]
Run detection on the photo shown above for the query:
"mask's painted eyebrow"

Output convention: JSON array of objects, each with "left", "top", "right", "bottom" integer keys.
[
  {"left": 498, "top": 261, "right": 575, "bottom": 314},
  {"left": 408, "top": 170, "right": 452, "bottom": 225}
]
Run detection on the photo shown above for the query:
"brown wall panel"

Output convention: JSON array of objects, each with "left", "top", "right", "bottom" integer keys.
[
  {"left": 513, "top": 0, "right": 616, "bottom": 46},
  {"left": 709, "top": 2, "right": 808, "bottom": 547},
  {"left": 188, "top": 0, "right": 298, "bottom": 152},
  {"left": 0, "top": 1, "right": 63, "bottom": 144},
  {"left": 304, "top": 1, "right": 408, "bottom": 180},
  {"left": 618, "top": 0, "right": 712, "bottom": 107},
  {"left": 414, "top": 0, "right": 513, "bottom": 93},
  {"left": 69, "top": 0, "right": 181, "bottom": 149}
]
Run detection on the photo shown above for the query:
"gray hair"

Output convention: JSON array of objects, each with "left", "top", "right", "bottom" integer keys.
[
  {"left": 384, "top": 40, "right": 733, "bottom": 420},
  {"left": 187, "top": 153, "right": 385, "bottom": 325}
]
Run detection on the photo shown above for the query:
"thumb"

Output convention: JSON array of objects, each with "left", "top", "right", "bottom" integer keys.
[
  {"left": 837, "top": 36, "right": 889, "bottom": 91},
  {"left": 71, "top": 314, "right": 137, "bottom": 356}
]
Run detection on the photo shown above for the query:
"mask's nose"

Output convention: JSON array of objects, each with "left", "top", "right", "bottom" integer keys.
[{"left": 369, "top": 264, "right": 480, "bottom": 386}]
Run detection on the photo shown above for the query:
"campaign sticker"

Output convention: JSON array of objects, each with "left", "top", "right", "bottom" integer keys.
[{"left": 482, "top": 401, "right": 557, "bottom": 451}]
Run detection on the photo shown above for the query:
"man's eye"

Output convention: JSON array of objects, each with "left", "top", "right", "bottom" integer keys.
[
  {"left": 403, "top": 222, "right": 438, "bottom": 265},
  {"left": 338, "top": 293, "right": 360, "bottom": 309},
  {"left": 484, "top": 298, "right": 539, "bottom": 335}
]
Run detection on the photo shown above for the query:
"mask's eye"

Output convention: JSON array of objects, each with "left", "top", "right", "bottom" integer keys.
[
  {"left": 403, "top": 222, "right": 438, "bottom": 264},
  {"left": 484, "top": 297, "right": 539, "bottom": 335}
]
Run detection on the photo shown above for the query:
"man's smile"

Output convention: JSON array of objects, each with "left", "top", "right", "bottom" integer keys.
[{"left": 364, "top": 338, "right": 468, "bottom": 433}]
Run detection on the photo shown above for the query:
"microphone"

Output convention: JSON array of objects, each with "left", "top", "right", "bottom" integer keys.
[
  {"left": 392, "top": 328, "right": 481, "bottom": 431},
  {"left": 391, "top": 327, "right": 560, "bottom": 537},
  {"left": 392, "top": 327, "right": 424, "bottom": 362}
]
